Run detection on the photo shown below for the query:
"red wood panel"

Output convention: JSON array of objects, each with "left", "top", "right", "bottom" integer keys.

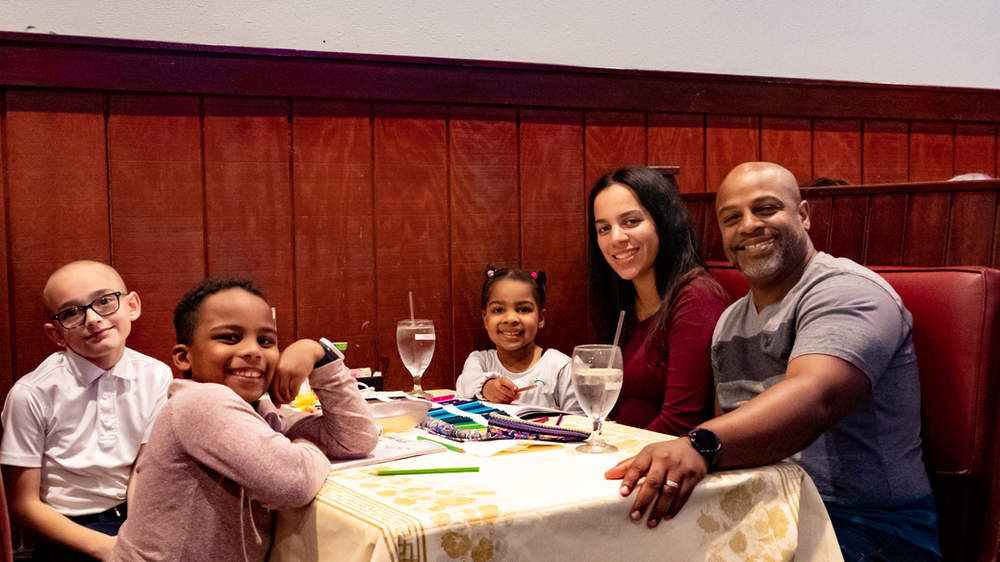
[
  {"left": 812, "top": 119, "right": 862, "bottom": 185},
  {"left": 993, "top": 196, "right": 1000, "bottom": 270},
  {"left": 903, "top": 193, "right": 951, "bottom": 266},
  {"left": 954, "top": 123, "right": 997, "bottom": 178},
  {"left": 803, "top": 195, "right": 833, "bottom": 254},
  {"left": 108, "top": 94, "right": 204, "bottom": 370},
  {"left": 864, "top": 194, "right": 908, "bottom": 266},
  {"left": 584, "top": 111, "right": 646, "bottom": 190},
  {"left": 909, "top": 121, "right": 954, "bottom": 182},
  {"left": 203, "top": 96, "right": 295, "bottom": 346},
  {"left": 9, "top": 33, "right": 1000, "bottom": 124},
  {"left": 292, "top": 100, "right": 376, "bottom": 371},
  {"left": 520, "top": 109, "right": 587, "bottom": 354},
  {"left": 760, "top": 117, "right": 812, "bottom": 185},
  {"left": 705, "top": 115, "right": 759, "bottom": 191},
  {"left": 827, "top": 195, "right": 869, "bottom": 262},
  {"left": 5, "top": 89, "right": 110, "bottom": 379},
  {"left": 373, "top": 103, "right": 450, "bottom": 391},
  {"left": 947, "top": 191, "right": 995, "bottom": 266},
  {"left": 703, "top": 209, "right": 727, "bottom": 263},
  {"left": 686, "top": 199, "right": 709, "bottom": 258},
  {"left": 449, "top": 106, "right": 519, "bottom": 381},
  {"left": 0, "top": 97, "right": 11, "bottom": 396},
  {"left": 648, "top": 113, "right": 705, "bottom": 193},
  {"left": 863, "top": 120, "right": 909, "bottom": 184}
]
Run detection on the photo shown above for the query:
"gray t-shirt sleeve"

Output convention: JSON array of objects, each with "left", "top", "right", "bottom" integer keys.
[{"left": 790, "top": 272, "right": 905, "bottom": 388}]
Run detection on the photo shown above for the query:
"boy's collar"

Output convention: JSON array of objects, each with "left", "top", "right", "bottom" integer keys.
[{"left": 63, "top": 347, "right": 134, "bottom": 384}]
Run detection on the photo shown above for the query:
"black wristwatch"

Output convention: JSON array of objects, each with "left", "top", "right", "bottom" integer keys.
[
  {"left": 313, "top": 337, "right": 345, "bottom": 369},
  {"left": 686, "top": 428, "right": 722, "bottom": 471}
]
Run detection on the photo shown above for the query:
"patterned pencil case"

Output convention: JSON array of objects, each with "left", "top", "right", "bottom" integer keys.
[{"left": 485, "top": 412, "right": 590, "bottom": 442}]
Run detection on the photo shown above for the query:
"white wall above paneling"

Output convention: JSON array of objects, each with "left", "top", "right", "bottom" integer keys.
[{"left": 3, "top": 0, "right": 998, "bottom": 90}]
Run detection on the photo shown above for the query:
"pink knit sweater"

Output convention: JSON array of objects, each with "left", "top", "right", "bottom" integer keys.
[{"left": 109, "top": 361, "right": 378, "bottom": 562}]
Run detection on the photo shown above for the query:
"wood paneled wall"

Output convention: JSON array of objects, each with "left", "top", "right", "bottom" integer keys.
[
  {"left": 2, "top": 32, "right": 1000, "bottom": 400},
  {"left": 686, "top": 179, "right": 1000, "bottom": 266}
]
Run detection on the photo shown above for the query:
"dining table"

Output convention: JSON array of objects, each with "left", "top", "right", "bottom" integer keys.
[{"left": 270, "top": 411, "right": 844, "bottom": 562}]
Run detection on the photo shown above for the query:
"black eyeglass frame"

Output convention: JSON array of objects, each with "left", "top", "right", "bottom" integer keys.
[{"left": 52, "top": 292, "right": 125, "bottom": 329}]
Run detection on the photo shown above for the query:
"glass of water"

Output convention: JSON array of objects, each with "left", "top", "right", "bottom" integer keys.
[
  {"left": 396, "top": 319, "right": 435, "bottom": 398},
  {"left": 571, "top": 344, "right": 624, "bottom": 453}
]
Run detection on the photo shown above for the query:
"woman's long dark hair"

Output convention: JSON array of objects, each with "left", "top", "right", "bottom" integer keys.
[{"left": 588, "top": 167, "right": 706, "bottom": 345}]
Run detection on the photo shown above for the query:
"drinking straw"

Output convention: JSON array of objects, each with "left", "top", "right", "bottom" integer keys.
[
  {"left": 409, "top": 291, "right": 415, "bottom": 321},
  {"left": 609, "top": 310, "right": 625, "bottom": 368},
  {"left": 377, "top": 467, "right": 479, "bottom": 476}
]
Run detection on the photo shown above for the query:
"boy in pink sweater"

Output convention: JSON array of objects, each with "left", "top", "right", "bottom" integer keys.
[{"left": 109, "top": 278, "right": 378, "bottom": 562}]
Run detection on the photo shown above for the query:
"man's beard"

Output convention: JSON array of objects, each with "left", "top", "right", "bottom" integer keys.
[{"left": 732, "top": 231, "right": 807, "bottom": 281}]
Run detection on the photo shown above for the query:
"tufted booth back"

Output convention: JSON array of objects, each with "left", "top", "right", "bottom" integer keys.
[{"left": 706, "top": 262, "right": 1000, "bottom": 562}]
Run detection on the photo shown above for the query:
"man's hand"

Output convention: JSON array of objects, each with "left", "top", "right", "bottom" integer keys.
[
  {"left": 604, "top": 437, "right": 708, "bottom": 528},
  {"left": 270, "top": 339, "right": 326, "bottom": 405},
  {"left": 482, "top": 377, "right": 520, "bottom": 403}
]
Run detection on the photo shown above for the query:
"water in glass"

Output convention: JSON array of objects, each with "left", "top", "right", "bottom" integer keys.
[
  {"left": 397, "top": 319, "right": 435, "bottom": 398},
  {"left": 571, "top": 345, "right": 623, "bottom": 453}
]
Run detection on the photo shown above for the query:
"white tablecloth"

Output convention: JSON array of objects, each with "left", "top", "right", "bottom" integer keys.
[{"left": 272, "top": 417, "right": 844, "bottom": 562}]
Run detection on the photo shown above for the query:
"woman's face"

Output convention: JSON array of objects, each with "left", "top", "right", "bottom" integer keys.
[{"left": 593, "top": 183, "right": 660, "bottom": 283}]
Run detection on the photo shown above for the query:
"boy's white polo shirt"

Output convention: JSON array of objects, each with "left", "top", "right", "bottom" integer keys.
[{"left": 1, "top": 347, "right": 171, "bottom": 515}]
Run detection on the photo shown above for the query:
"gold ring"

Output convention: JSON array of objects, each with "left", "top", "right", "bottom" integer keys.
[{"left": 663, "top": 479, "right": 680, "bottom": 491}]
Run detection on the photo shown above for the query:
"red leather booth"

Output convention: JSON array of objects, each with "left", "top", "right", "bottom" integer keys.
[{"left": 707, "top": 263, "right": 1000, "bottom": 562}]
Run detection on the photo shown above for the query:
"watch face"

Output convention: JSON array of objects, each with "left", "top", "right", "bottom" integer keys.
[{"left": 690, "top": 429, "right": 721, "bottom": 454}]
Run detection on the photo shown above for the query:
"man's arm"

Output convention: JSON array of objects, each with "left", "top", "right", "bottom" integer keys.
[
  {"left": 2, "top": 465, "right": 116, "bottom": 560},
  {"left": 605, "top": 353, "right": 871, "bottom": 528}
]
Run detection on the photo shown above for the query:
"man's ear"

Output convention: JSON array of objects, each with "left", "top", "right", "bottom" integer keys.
[
  {"left": 125, "top": 291, "right": 142, "bottom": 321},
  {"left": 798, "top": 199, "right": 811, "bottom": 231},
  {"left": 538, "top": 308, "right": 547, "bottom": 330},
  {"left": 172, "top": 343, "right": 192, "bottom": 372},
  {"left": 44, "top": 323, "right": 67, "bottom": 348}
]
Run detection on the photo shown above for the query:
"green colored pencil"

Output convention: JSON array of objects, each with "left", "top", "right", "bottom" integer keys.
[
  {"left": 376, "top": 467, "right": 480, "bottom": 476},
  {"left": 416, "top": 436, "right": 465, "bottom": 453}
]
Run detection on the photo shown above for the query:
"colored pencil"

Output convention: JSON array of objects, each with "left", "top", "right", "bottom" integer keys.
[
  {"left": 417, "top": 436, "right": 465, "bottom": 453},
  {"left": 376, "top": 467, "right": 480, "bottom": 476}
]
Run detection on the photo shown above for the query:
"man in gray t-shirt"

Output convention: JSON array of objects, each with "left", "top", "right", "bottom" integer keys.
[
  {"left": 606, "top": 162, "right": 940, "bottom": 562},
  {"left": 713, "top": 252, "right": 929, "bottom": 507}
]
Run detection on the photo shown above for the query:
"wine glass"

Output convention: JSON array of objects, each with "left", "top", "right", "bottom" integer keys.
[
  {"left": 396, "top": 319, "right": 435, "bottom": 398},
  {"left": 571, "top": 344, "right": 624, "bottom": 453}
]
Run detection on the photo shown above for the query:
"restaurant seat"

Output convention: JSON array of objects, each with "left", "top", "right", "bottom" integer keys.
[
  {"left": 706, "top": 262, "right": 1000, "bottom": 562},
  {"left": 0, "top": 466, "right": 12, "bottom": 562}
]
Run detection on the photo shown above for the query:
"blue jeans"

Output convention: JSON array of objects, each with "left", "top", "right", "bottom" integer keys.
[
  {"left": 32, "top": 504, "right": 126, "bottom": 562},
  {"left": 832, "top": 516, "right": 941, "bottom": 562}
]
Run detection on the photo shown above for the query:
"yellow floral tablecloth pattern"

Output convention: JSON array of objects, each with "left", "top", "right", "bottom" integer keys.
[{"left": 271, "top": 419, "right": 843, "bottom": 562}]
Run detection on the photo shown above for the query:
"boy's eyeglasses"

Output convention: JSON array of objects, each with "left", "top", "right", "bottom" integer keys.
[{"left": 53, "top": 292, "right": 124, "bottom": 329}]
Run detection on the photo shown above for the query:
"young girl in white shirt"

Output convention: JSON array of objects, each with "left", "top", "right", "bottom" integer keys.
[{"left": 456, "top": 266, "right": 583, "bottom": 414}]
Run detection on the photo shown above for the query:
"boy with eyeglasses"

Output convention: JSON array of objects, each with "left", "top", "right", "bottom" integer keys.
[{"left": 1, "top": 261, "right": 171, "bottom": 561}]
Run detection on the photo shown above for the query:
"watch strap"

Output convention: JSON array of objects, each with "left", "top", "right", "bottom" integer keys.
[{"left": 314, "top": 337, "right": 345, "bottom": 369}]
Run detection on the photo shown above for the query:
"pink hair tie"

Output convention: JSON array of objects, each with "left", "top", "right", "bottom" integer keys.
[
  {"left": 531, "top": 272, "right": 538, "bottom": 279},
  {"left": 487, "top": 270, "right": 495, "bottom": 278}
]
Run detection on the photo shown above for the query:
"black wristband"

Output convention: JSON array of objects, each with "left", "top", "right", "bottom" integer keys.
[{"left": 314, "top": 338, "right": 345, "bottom": 369}]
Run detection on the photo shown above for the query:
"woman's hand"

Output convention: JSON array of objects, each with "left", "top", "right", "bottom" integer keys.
[
  {"left": 270, "top": 339, "right": 326, "bottom": 405},
  {"left": 482, "top": 377, "right": 520, "bottom": 403},
  {"left": 603, "top": 438, "right": 708, "bottom": 528}
]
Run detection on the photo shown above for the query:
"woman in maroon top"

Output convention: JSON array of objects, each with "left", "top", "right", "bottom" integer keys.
[{"left": 588, "top": 167, "right": 730, "bottom": 435}]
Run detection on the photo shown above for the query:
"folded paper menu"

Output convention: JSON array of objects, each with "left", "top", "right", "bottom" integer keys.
[{"left": 329, "top": 435, "right": 444, "bottom": 472}]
